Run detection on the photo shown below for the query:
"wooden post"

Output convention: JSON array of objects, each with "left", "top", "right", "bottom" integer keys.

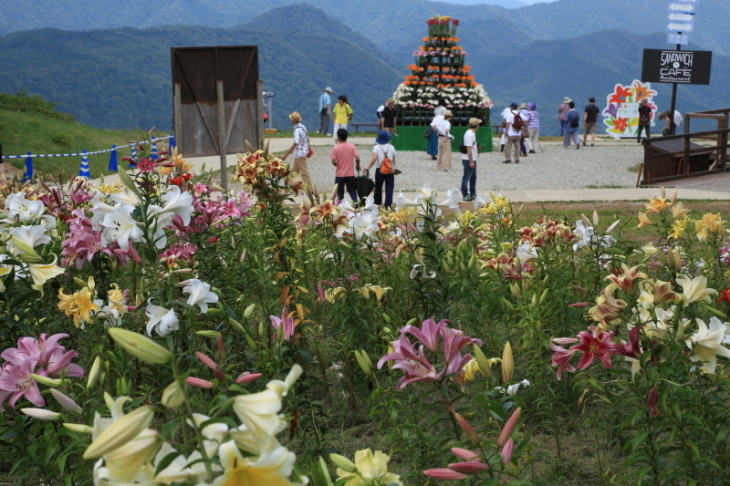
[
  {"left": 256, "top": 80, "right": 264, "bottom": 149},
  {"left": 217, "top": 80, "right": 228, "bottom": 192},
  {"left": 174, "top": 84, "right": 183, "bottom": 155}
]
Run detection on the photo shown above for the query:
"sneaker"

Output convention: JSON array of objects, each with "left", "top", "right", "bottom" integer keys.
[
  {"left": 582, "top": 142, "right": 586, "bottom": 146},
  {"left": 529, "top": 150, "right": 535, "bottom": 154},
  {"left": 591, "top": 143, "right": 594, "bottom": 147},
  {"left": 463, "top": 196, "right": 472, "bottom": 202},
  {"left": 503, "top": 160, "right": 511, "bottom": 164},
  {"left": 515, "top": 160, "right": 520, "bottom": 164},
  {"left": 577, "top": 144, "right": 580, "bottom": 150},
  {"left": 326, "top": 133, "right": 332, "bottom": 136}
]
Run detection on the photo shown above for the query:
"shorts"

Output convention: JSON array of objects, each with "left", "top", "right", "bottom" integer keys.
[{"left": 585, "top": 123, "right": 597, "bottom": 134}]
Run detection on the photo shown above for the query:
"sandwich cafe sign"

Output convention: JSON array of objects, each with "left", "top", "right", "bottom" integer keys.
[{"left": 641, "top": 49, "right": 712, "bottom": 85}]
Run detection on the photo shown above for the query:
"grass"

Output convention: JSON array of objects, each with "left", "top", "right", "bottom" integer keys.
[{"left": 0, "top": 108, "right": 147, "bottom": 179}]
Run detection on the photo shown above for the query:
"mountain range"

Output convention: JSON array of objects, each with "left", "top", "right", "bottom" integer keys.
[{"left": 0, "top": 0, "right": 728, "bottom": 135}]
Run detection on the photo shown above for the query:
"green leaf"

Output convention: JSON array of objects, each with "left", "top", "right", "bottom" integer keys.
[
  {"left": 155, "top": 451, "right": 182, "bottom": 476},
  {"left": 118, "top": 168, "right": 142, "bottom": 198}
]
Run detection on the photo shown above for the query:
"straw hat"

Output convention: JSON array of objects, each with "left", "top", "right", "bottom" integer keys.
[
  {"left": 519, "top": 103, "right": 527, "bottom": 110},
  {"left": 288, "top": 111, "right": 301, "bottom": 123},
  {"left": 468, "top": 117, "right": 482, "bottom": 127},
  {"left": 325, "top": 86, "right": 333, "bottom": 92},
  {"left": 386, "top": 98, "right": 395, "bottom": 104},
  {"left": 443, "top": 110, "right": 453, "bottom": 117},
  {"left": 563, "top": 97, "right": 572, "bottom": 103}
]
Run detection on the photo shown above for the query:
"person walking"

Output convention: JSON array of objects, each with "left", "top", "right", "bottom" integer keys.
[
  {"left": 519, "top": 103, "right": 530, "bottom": 156},
  {"left": 460, "top": 117, "right": 480, "bottom": 201},
  {"left": 427, "top": 107, "right": 444, "bottom": 161},
  {"left": 366, "top": 130, "right": 396, "bottom": 208},
  {"left": 330, "top": 129, "right": 360, "bottom": 202},
  {"left": 435, "top": 110, "right": 454, "bottom": 172},
  {"left": 503, "top": 103, "right": 523, "bottom": 164},
  {"left": 526, "top": 103, "right": 541, "bottom": 153},
  {"left": 563, "top": 101, "right": 580, "bottom": 149},
  {"left": 583, "top": 97, "right": 600, "bottom": 147},
  {"left": 637, "top": 98, "right": 652, "bottom": 143},
  {"left": 379, "top": 98, "right": 397, "bottom": 134},
  {"left": 317, "top": 87, "right": 333, "bottom": 135},
  {"left": 558, "top": 97, "right": 571, "bottom": 137},
  {"left": 332, "top": 95, "right": 353, "bottom": 143},
  {"left": 280, "top": 112, "right": 312, "bottom": 189},
  {"left": 660, "top": 109, "right": 682, "bottom": 135}
]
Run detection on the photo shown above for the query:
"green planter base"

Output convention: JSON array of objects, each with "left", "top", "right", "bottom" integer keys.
[{"left": 391, "top": 126, "right": 494, "bottom": 152}]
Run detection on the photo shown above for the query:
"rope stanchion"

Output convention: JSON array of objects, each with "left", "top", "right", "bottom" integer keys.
[
  {"left": 169, "top": 132, "right": 176, "bottom": 150},
  {"left": 151, "top": 137, "right": 158, "bottom": 160},
  {"left": 23, "top": 151, "right": 33, "bottom": 182},
  {"left": 0, "top": 135, "right": 173, "bottom": 160},
  {"left": 108, "top": 145, "right": 118, "bottom": 172},
  {"left": 80, "top": 150, "right": 91, "bottom": 178},
  {"left": 129, "top": 145, "right": 138, "bottom": 168}
]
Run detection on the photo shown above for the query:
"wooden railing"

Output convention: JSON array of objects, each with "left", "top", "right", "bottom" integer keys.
[{"left": 640, "top": 128, "right": 729, "bottom": 186}]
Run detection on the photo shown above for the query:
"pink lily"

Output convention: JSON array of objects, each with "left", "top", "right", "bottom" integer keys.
[
  {"left": 0, "top": 359, "right": 45, "bottom": 409},
  {"left": 270, "top": 307, "right": 296, "bottom": 341}
]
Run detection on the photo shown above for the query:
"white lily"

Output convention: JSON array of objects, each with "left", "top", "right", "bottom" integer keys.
[
  {"left": 28, "top": 257, "right": 65, "bottom": 288},
  {"left": 109, "top": 188, "right": 141, "bottom": 206},
  {"left": 213, "top": 440, "right": 298, "bottom": 486},
  {"left": 686, "top": 318, "right": 730, "bottom": 374},
  {"left": 349, "top": 211, "right": 381, "bottom": 240},
  {"left": 9, "top": 225, "right": 50, "bottom": 250},
  {"left": 515, "top": 242, "right": 539, "bottom": 263},
  {"left": 100, "top": 204, "right": 143, "bottom": 251},
  {"left": 181, "top": 279, "right": 219, "bottom": 313},
  {"left": 438, "top": 188, "right": 461, "bottom": 211},
  {"left": 145, "top": 301, "right": 179, "bottom": 337},
  {"left": 149, "top": 185, "right": 194, "bottom": 226},
  {"left": 5, "top": 192, "right": 45, "bottom": 221},
  {"left": 676, "top": 275, "right": 717, "bottom": 305}
]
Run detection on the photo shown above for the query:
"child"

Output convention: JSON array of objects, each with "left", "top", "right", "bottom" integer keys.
[{"left": 330, "top": 129, "right": 360, "bottom": 202}]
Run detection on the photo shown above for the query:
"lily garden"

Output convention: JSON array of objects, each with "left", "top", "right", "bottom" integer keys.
[{"left": 0, "top": 140, "right": 729, "bottom": 486}]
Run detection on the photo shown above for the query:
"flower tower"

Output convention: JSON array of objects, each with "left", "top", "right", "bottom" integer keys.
[{"left": 392, "top": 16, "right": 493, "bottom": 127}]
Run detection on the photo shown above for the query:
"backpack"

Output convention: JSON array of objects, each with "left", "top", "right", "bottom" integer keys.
[
  {"left": 378, "top": 145, "right": 393, "bottom": 175},
  {"left": 511, "top": 111, "right": 525, "bottom": 130},
  {"left": 570, "top": 114, "right": 579, "bottom": 128}
]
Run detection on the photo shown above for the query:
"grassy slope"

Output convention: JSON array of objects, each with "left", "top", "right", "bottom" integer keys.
[{"left": 0, "top": 109, "right": 144, "bottom": 177}]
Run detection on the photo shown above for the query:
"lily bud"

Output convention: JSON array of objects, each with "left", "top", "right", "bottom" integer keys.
[
  {"left": 501, "top": 342, "right": 514, "bottom": 383},
  {"left": 472, "top": 345, "right": 492, "bottom": 378},
  {"left": 668, "top": 248, "right": 682, "bottom": 270},
  {"left": 21, "top": 408, "right": 61, "bottom": 421},
  {"left": 86, "top": 356, "right": 101, "bottom": 388},
  {"left": 161, "top": 381, "right": 185, "bottom": 408},
  {"left": 454, "top": 412, "right": 481, "bottom": 445},
  {"left": 186, "top": 377, "right": 214, "bottom": 389},
  {"left": 581, "top": 213, "right": 592, "bottom": 228},
  {"left": 382, "top": 312, "right": 391, "bottom": 324},
  {"left": 30, "top": 373, "right": 62, "bottom": 388},
  {"left": 228, "top": 317, "right": 245, "bottom": 333},
  {"left": 243, "top": 303, "right": 256, "bottom": 318},
  {"left": 354, "top": 350, "right": 374, "bottom": 378},
  {"left": 448, "top": 461, "right": 490, "bottom": 474},
  {"left": 108, "top": 328, "right": 172, "bottom": 364},
  {"left": 500, "top": 438, "right": 515, "bottom": 464},
  {"left": 501, "top": 298, "right": 515, "bottom": 311},
  {"left": 16, "top": 250, "right": 43, "bottom": 263},
  {"left": 195, "top": 330, "right": 220, "bottom": 338},
  {"left": 50, "top": 389, "right": 82, "bottom": 414},
  {"left": 329, "top": 453, "right": 356, "bottom": 473},
  {"left": 530, "top": 294, "right": 538, "bottom": 307},
  {"left": 539, "top": 288, "right": 549, "bottom": 305},
  {"left": 317, "top": 456, "right": 334, "bottom": 486},
  {"left": 63, "top": 423, "right": 93, "bottom": 434},
  {"left": 83, "top": 405, "right": 154, "bottom": 459},
  {"left": 196, "top": 352, "right": 218, "bottom": 370},
  {"left": 497, "top": 407, "right": 522, "bottom": 447},
  {"left": 406, "top": 318, "right": 417, "bottom": 326},
  {"left": 236, "top": 372, "right": 262, "bottom": 384},
  {"left": 424, "top": 469, "right": 468, "bottom": 480},
  {"left": 510, "top": 283, "right": 520, "bottom": 298}
]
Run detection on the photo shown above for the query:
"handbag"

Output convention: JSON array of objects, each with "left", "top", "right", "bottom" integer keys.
[
  {"left": 307, "top": 148, "right": 314, "bottom": 158},
  {"left": 424, "top": 127, "right": 432, "bottom": 139}
]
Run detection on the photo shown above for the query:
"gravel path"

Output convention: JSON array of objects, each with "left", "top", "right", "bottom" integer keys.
[{"left": 299, "top": 141, "right": 642, "bottom": 193}]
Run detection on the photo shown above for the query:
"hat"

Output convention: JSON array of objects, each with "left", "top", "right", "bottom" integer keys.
[
  {"left": 510, "top": 102, "right": 518, "bottom": 109},
  {"left": 375, "top": 130, "right": 392, "bottom": 144},
  {"left": 288, "top": 111, "right": 301, "bottom": 123},
  {"left": 325, "top": 86, "right": 333, "bottom": 92},
  {"left": 386, "top": 98, "right": 394, "bottom": 104},
  {"left": 528, "top": 103, "right": 536, "bottom": 110},
  {"left": 519, "top": 103, "right": 527, "bottom": 110},
  {"left": 563, "top": 97, "right": 572, "bottom": 103},
  {"left": 468, "top": 117, "right": 482, "bottom": 127},
  {"left": 338, "top": 94, "right": 348, "bottom": 102},
  {"left": 444, "top": 110, "right": 453, "bottom": 117}
]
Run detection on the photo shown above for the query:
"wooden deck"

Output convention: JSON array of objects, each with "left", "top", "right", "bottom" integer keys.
[{"left": 662, "top": 170, "right": 730, "bottom": 193}]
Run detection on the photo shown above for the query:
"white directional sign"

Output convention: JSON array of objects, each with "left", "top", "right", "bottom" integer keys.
[{"left": 667, "top": 1, "right": 698, "bottom": 44}]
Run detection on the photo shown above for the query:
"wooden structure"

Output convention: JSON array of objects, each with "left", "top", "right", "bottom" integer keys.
[
  {"left": 639, "top": 125, "right": 729, "bottom": 187},
  {"left": 171, "top": 46, "right": 263, "bottom": 190}
]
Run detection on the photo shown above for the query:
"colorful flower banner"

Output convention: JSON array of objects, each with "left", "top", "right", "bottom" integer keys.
[{"left": 603, "top": 80, "right": 657, "bottom": 138}]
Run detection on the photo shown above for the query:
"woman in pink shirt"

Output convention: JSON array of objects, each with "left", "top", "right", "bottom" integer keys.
[{"left": 330, "top": 128, "right": 361, "bottom": 202}]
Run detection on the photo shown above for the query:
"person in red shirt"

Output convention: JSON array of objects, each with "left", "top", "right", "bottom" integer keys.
[{"left": 329, "top": 128, "right": 360, "bottom": 202}]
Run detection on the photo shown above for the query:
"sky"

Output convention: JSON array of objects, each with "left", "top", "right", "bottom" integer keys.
[{"left": 439, "top": 0, "right": 559, "bottom": 5}]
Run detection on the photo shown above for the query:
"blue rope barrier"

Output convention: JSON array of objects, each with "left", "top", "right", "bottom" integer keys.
[{"left": 0, "top": 135, "right": 173, "bottom": 160}]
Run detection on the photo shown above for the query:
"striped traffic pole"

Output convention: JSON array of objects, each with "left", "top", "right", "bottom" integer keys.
[
  {"left": 129, "top": 145, "right": 137, "bottom": 167},
  {"left": 23, "top": 151, "right": 33, "bottom": 182},
  {"left": 151, "top": 137, "right": 158, "bottom": 160},
  {"left": 80, "top": 149, "right": 91, "bottom": 177}
]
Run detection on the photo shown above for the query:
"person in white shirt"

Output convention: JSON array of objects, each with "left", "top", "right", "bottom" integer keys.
[
  {"left": 461, "top": 117, "right": 481, "bottom": 201},
  {"left": 436, "top": 110, "right": 454, "bottom": 172},
  {"left": 366, "top": 130, "right": 397, "bottom": 208},
  {"left": 661, "top": 109, "right": 683, "bottom": 135},
  {"left": 503, "top": 103, "right": 523, "bottom": 164},
  {"left": 281, "top": 111, "right": 312, "bottom": 188}
]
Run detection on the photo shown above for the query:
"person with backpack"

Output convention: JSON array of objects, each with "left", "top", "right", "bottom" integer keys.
[
  {"left": 563, "top": 101, "right": 581, "bottom": 149},
  {"left": 503, "top": 103, "right": 523, "bottom": 164},
  {"left": 637, "top": 98, "right": 653, "bottom": 143},
  {"left": 281, "top": 111, "right": 312, "bottom": 189},
  {"left": 366, "top": 130, "right": 397, "bottom": 208},
  {"left": 460, "top": 118, "right": 481, "bottom": 202}
]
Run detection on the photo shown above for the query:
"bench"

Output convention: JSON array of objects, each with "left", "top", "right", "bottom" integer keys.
[{"left": 351, "top": 123, "right": 381, "bottom": 133}]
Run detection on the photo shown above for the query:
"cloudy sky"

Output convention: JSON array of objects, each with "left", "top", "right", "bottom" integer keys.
[{"left": 440, "top": 0, "right": 559, "bottom": 5}]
